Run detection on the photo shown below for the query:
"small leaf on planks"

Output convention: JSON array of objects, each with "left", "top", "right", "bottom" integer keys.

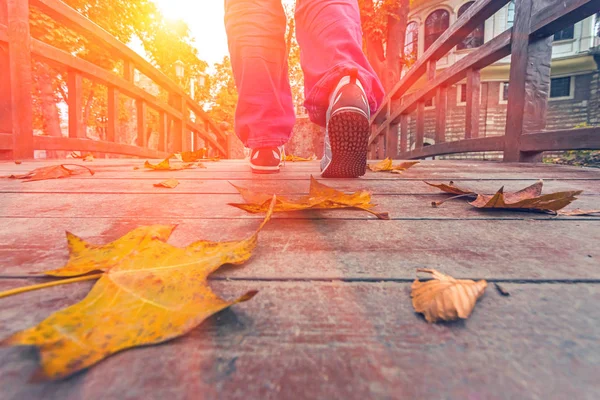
[
  {"left": 144, "top": 156, "right": 205, "bottom": 171},
  {"left": 153, "top": 179, "right": 180, "bottom": 189},
  {"left": 368, "top": 158, "right": 419, "bottom": 173},
  {"left": 0, "top": 197, "right": 278, "bottom": 381},
  {"left": 411, "top": 268, "right": 487, "bottom": 323},
  {"left": 174, "top": 150, "right": 220, "bottom": 162},
  {"left": 6, "top": 164, "right": 94, "bottom": 182},
  {"left": 557, "top": 209, "right": 600, "bottom": 217},
  {"left": 229, "top": 176, "right": 390, "bottom": 220},
  {"left": 426, "top": 180, "right": 582, "bottom": 213},
  {"left": 284, "top": 154, "right": 317, "bottom": 162}
]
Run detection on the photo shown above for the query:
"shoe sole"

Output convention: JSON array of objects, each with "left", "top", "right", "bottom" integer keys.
[
  {"left": 322, "top": 110, "right": 370, "bottom": 178},
  {"left": 251, "top": 166, "right": 280, "bottom": 174}
]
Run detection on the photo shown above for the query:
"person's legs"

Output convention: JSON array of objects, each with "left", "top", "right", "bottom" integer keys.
[
  {"left": 224, "top": 0, "right": 295, "bottom": 150},
  {"left": 295, "top": 0, "right": 384, "bottom": 128}
]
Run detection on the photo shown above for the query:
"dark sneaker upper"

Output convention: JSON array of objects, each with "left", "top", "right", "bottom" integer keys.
[
  {"left": 249, "top": 146, "right": 284, "bottom": 174},
  {"left": 321, "top": 71, "right": 371, "bottom": 178}
]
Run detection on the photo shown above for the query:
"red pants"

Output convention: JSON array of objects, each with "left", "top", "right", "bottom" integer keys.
[{"left": 225, "top": 0, "right": 385, "bottom": 148}]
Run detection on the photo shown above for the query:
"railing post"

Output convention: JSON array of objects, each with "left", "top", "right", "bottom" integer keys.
[
  {"left": 136, "top": 100, "right": 146, "bottom": 147},
  {"left": 465, "top": 68, "right": 481, "bottom": 139},
  {"left": 504, "top": 0, "right": 552, "bottom": 162},
  {"left": 6, "top": 0, "right": 33, "bottom": 159},
  {"left": 68, "top": 70, "right": 84, "bottom": 139},
  {"left": 416, "top": 101, "right": 425, "bottom": 149},
  {"left": 385, "top": 99, "right": 400, "bottom": 159},
  {"left": 181, "top": 100, "right": 191, "bottom": 152},
  {"left": 400, "top": 114, "right": 408, "bottom": 155},
  {"left": 0, "top": 0, "right": 11, "bottom": 146},
  {"left": 158, "top": 111, "right": 166, "bottom": 152}
]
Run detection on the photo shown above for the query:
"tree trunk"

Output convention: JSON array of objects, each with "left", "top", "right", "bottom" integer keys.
[{"left": 385, "top": 0, "right": 409, "bottom": 91}]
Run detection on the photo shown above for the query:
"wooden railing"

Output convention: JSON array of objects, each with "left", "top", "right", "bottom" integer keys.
[
  {"left": 369, "top": 0, "right": 600, "bottom": 162},
  {"left": 0, "top": 0, "right": 230, "bottom": 160}
]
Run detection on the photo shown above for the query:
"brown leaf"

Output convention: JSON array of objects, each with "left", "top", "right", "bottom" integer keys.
[
  {"left": 174, "top": 150, "right": 219, "bottom": 162},
  {"left": 14, "top": 161, "right": 22, "bottom": 165},
  {"left": 368, "top": 158, "right": 419, "bottom": 173},
  {"left": 7, "top": 164, "right": 94, "bottom": 182},
  {"left": 411, "top": 268, "right": 487, "bottom": 323},
  {"left": 229, "top": 176, "right": 390, "bottom": 220},
  {"left": 428, "top": 180, "right": 582, "bottom": 213},
  {"left": 1, "top": 197, "right": 277, "bottom": 380},
  {"left": 557, "top": 209, "right": 600, "bottom": 217},
  {"left": 153, "top": 179, "right": 180, "bottom": 189},
  {"left": 144, "top": 156, "right": 204, "bottom": 171}
]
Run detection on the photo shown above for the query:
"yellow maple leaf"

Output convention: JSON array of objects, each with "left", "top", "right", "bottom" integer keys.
[
  {"left": 153, "top": 179, "right": 180, "bottom": 189},
  {"left": 7, "top": 164, "right": 94, "bottom": 182},
  {"left": 229, "top": 176, "right": 389, "bottom": 220},
  {"left": 411, "top": 269, "right": 487, "bottom": 323},
  {"left": 144, "top": 156, "right": 204, "bottom": 171},
  {"left": 1, "top": 198, "right": 277, "bottom": 380}
]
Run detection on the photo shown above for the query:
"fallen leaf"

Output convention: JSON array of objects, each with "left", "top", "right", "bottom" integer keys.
[
  {"left": 494, "top": 283, "right": 510, "bottom": 297},
  {"left": 83, "top": 155, "right": 94, "bottom": 162},
  {"left": 229, "top": 176, "right": 389, "bottom": 220},
  {"left": 6, "top": 164, "right": 94, "bottom": 182},
  {"left": 368, "top": 158, "right": 419, "bottom": 173},
  {"left": 427, "top": 180, "right": 582, "bottom": 213},
  {"left": 411, "top": 268, "right": 487, "bottom": 323},
  {"left": 284, "top": 154, "right": 317, "bottom": 162},
  {"left": 1, "top": 197, "right": 277, "bottom": 380},
  {"left": 144, "top": 157, "right": 204, "bottom": 171},
  {"left": 424, "top": 181, "right": 475, "bottom": 196},
  {"left": 154, "top": 179, "right": 180, "bottom": 189},
  {"left": 557, "top": 209, "right": 600, "bottom": 216},
  {"left": 14, "top": 161, "right": 22, "bottom": 165},
  {"left": 69, "top": 152, "right": 94, "bottom": 161},
  {"left": 174, "top": 150, "right": 219, "bottom": 162}
]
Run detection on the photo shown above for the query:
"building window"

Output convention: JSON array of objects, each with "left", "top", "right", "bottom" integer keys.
[
  {"left": 425, "top": 10, "right": 450, "bottom": 51},
  {"left": 405, "top": 21, "right": 419, "bottom": 64},
  {"left": 554, "top": 25, "right": 575, "bottom": 41},
  {"left": 550, "top": 77, "right": 572, "bottom": 98},
  {"left": 425, "top": 98, "right": 434, "bottom": 108},
  {"left": 459, "top": 84, "right": 467, "bottom": 104},
  {"left": 457, "top": 2, "right": 484, "bottom": 50},
  {"left": 507, "top": 1, "right": 515, "bottom": 28},
  {"left": 502, "top": 82, "right": 510, "bottom": 102}
]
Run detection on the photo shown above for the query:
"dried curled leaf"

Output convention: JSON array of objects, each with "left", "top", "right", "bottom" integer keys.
[
  {"left": 174, "top": 150, "right": 219, "bottom": 162},
  {"left": 229, "top": 176, "right": 389, "bottom": 220},
  {"left": 284, "top": 154, "right": 317, "bottom": 162},
  {"left": 144, "top": 156, "right": 204, "bottom": 171},
  {"left": 7, "top": 164, "right": 94, "bottom": 182},
  {"left": 368, "top": 158, "right": 419, "bottom": 173},
  {"left": 154, "top": 179, "right": 180, "bottom": 189},
  {"left": 427, "top": 180, "right": 583, "bottom": 213},
  {"left": 411, "top": 268, "right": 487, "bottom": 323},
  {"left": 1, "top": 197, "right": 277, "bottom": 381}
]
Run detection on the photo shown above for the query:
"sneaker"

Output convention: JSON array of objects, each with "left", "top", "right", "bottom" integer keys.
[
  {"left": 321, "top": 70, "right": 371, "bottom": 178},
  {"left": 249, "top": 146, "right": 284, "bottom": 174}
]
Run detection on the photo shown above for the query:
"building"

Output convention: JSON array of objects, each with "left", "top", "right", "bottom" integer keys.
[{"left": 403, "top": 1, "right": 600, "bottom": 155}]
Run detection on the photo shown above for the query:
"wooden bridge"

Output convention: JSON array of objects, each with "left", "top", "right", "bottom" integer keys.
[{"left": 1, "top": 1, "right": 600, "bottom": 399}]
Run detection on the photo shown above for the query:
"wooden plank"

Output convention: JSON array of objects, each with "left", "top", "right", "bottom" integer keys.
[
  {"left": 415, "top": 102, "right": 424, "bottom": 149},
  {"left": 136, "top": 100, "right": 147, "bottom": 148},
  {"left": 2, "top": 177, "right": 600, "bottom": 195},
  {"left": 1, "top": 191, "right": 598, "bottom": 221},
  {"left": 1, "top": 281, "right": 599, "bottom": 399},
  {"left": 106, "top": 86, "right": 117, "bottom": 143},
  {"left": 7, "top": 0, "right": 33, "bottom": 159},
  {"left": 532, "top": 0, "right": 600, "bottom": 38},
  {"left": 68, "top": 70, "right": 83, "bottom": 139},
  {"left": 520, "top": 127, "right": 600, "bottom": 152},
  {"left": 1, "top": 218, "right": 600, "bottom": 280},
  {"left": 398, "top": 136, "right": 504, "bottom": 159},
  {"left": 32, "top": 136, "right": 170, "bottom": 158},
  {"left": 435, "top": 86, "right": 447, "bottom": 143},
  {"left": 465, "top": 69, "right": 480, "bottom": 139}
]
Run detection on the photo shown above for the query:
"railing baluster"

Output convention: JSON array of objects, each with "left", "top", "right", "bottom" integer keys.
[
  {"left": 158, "top": 111, "right": 166, "bottom": 152},
  {"left": 400, "top": 114, "right": 408, "bottom": 154},
  {"left": 416, "top": 101, "right": 425, "bottom": 149},
  {"left": 107, "top": 86, "right": 117, "bottom": 143},
  {"left": 181, "top": 100, "right": 190, "bottom": 152},
  {"left": 435, "top": 86, "right": 447, "bottom": 143},
  {"left": 123, "top": 60, "right": 134, "bottom": 82},
  {"left": 465, "top": 68, "right": 480, "bottom": 139},
  {"left": 68, "top": 70, "right": 83, "bottom": 139},
  {"left": 136, "top": 100, "right": 146, "bottom": 148}
]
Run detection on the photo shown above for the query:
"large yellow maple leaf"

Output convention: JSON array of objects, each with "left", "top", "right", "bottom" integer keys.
[{"left": 1, "top": 198, "right": 276, "bottom": 381}]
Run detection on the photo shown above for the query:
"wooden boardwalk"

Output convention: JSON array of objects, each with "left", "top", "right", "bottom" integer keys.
[{"left": 1, "top": 159, "right": 599, "bottom": 400}]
